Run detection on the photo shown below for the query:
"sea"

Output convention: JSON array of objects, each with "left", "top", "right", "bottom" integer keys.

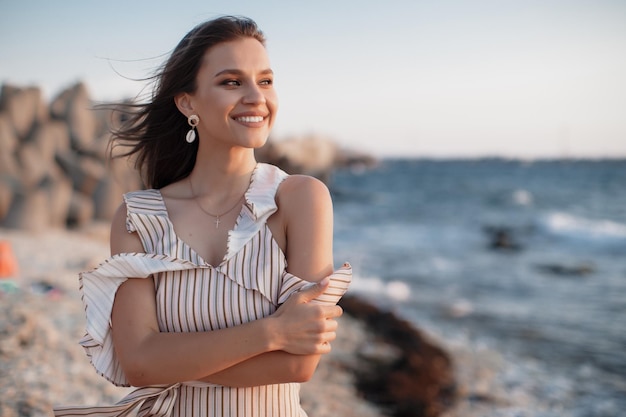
[{"left": 329, "top": 158, "right": 626, "bottom": 417}]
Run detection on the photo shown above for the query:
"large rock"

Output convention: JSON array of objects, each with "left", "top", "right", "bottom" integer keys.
[
  {"left": 0, "top": 114, "right": 20, "bottom": 179},
  {"left": 15, "top": 121, "right": 70, "bottom": 190},
  {"left": 91, "top": 104, "right": 128, "bottom": 140},
  {"left": 66, "top": 192, "right": 95, "bottom": 228},
  {"left": 42, "top": 170, "right": 74, "bottom": 228},
  {"left": 0, "top": 81, "right": 136, "bottom": 230},
  {"left": 93, "top": 155, "right": 143, "bottom": 220},
  {"left": 85, "top": 133, "right": 113, "bottom": 161},
  {"left": 56, "top": 151, "right": 107, "bottom": 196},
  {"left": 0, "top": 85, "right": 48, "bottom": 140},
  {"left": 256, "top": 134, "right": 376, "bottom": 183},
  {"left": 93, "top": 177, "right": 126, "bottom": 221},
  {"left": 50, "top": 82, "right": 97, "bottom": 150},
  {"left": 256, "top": 135, "right": 338, "bottom": 182},
  {"left": 32, "top": 120, "right": 71, "bottom": 161},
  {"left": 0, "top": 113, "right": 18, "bottom": 156},
  {"left": 16, "top": 140, "right": 53, "bottom": 190},
  {"left": 0, "top": 114, "right": 19, "bottom": 218}
]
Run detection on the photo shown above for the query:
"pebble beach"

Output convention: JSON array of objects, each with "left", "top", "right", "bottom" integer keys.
[{"left": 0, "top": 226, "right": 469, "bottom": 417}]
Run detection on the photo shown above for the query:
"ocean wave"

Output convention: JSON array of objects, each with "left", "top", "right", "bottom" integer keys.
[
  {"left": 350, "top": 275, "right": 412, "bottom": 302},
  {"left": 512, "top": 189, "right": 533, "bottom": 206},
  {"left": 540, "top": 212, "right": 626, "bottom": 243}
]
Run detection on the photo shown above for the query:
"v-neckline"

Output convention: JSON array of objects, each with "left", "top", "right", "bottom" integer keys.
[
  {"left": 157, "top": 188, "right": 240, "bottom": 267},
  {"left": 155, "top": 164, "right": 262, "bottom": 267}
]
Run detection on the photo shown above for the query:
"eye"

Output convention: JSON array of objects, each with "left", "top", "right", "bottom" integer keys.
[
  {"left": 220, "top": 79, "right": 241, "bottom": 87},
  {"left": 259, "top": 78, "right": 273, "bottom": 86}
]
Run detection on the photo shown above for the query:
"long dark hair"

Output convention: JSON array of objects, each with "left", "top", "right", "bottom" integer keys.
[{"left": 110, "top": 16, "right": 266, "bottom": 189}]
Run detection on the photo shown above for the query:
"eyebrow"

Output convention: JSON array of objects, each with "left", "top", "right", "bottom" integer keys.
[{"left": 214, "top": 68, "right": 274, "bottom": 77}]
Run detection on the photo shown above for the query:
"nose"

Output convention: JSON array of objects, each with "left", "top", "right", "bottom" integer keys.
[{"left": 242, "top": 83, "right": 266, "bottom": 105}]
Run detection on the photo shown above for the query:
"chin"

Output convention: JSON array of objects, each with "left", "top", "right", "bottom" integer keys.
[{"left": 244, "top": 133, "right": 271, "bottom": 149}]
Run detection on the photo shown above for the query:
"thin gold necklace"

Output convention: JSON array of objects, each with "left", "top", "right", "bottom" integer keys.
[{"left": 188, "top": 177, "right": 245, "bottom": 229}]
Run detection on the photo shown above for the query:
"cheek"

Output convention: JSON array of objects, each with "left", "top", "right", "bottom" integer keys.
[
  {"left": 268, "top": 97, "right": 278, "bottom": 129},
  {"left": 268, "top": 92, "right": 279, "bottom": 113},
  {"left": 197, "top": 89, "right": 232, "bottom": 113}
]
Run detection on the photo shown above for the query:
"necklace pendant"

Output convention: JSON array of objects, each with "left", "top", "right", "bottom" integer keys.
[{"left": 214, "top": 217, "right": 220, "bottom": 229}]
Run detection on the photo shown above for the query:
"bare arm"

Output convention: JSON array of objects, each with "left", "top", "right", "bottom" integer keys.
[
  {"left": 110, "top": 178, "right": 340, "bottom": 387},
  {"left": 109, "top": 204, "right": 276, "bottom": 386},
  {"left": 199, "top": 175, "right": 338, "bottom": 386}
]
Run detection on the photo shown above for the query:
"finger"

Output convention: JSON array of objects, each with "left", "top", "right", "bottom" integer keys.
[
  {"left": 323, "top": 330, "right": 337, "bottom": 343},
  {"left": 297, "top": 277, "right": 330, "bottom": 303},
  {"left": 324, "top": 319, "right": 339, "bottom": 332},
  {"left": 322, "top": 305, "right": 343, "bottom": 319},
  {"left": 318, "top": 341, "right": 332, "bottom": 354}
]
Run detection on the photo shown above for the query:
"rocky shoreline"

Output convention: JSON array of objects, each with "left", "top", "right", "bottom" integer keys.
[
  {"left": 0, "top": 82, "right": 375, "bottom": 232},
  {"left": 0, "top": 226, "right": 463, "bottom": 417}
]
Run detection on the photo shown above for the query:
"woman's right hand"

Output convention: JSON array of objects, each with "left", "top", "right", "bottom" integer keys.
[{"left": 269, "top": 277, "right": 343, "bottom": 355}]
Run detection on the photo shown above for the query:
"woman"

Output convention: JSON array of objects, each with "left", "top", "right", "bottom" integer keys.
[{"left": 54, "top": 16, "right": 350, "bottom": 417}]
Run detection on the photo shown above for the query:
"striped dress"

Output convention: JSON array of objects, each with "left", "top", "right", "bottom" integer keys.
[{"left": 54, "top": 163, "right": 351, "bottom": 417}]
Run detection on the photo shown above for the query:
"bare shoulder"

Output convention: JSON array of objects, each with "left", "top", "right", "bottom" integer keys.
[
  {"left": 110, "top": 202, "right": 144, "bottom": 256},
  {"left": 278, "top": 174, "right": 332, "bottom": 205},
  {"left": 276, "top": 175, "right": 333, "bottom": 229}
]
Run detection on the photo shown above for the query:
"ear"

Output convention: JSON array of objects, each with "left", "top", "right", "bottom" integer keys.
[{"left": 174, "top": 92, "right": 195, "bottom": 117}]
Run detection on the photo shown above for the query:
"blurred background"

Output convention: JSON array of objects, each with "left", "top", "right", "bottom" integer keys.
[{"left": 1, "top": 1, "right": 625, "bottom": 416}]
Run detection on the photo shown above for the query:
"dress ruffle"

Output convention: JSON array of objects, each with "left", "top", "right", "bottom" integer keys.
[
  {"left": 78, "top": 253, "right": 351, "bottom": 387},
  {"left": 227, "top": 163, "right": 288, "bottom": 259}
]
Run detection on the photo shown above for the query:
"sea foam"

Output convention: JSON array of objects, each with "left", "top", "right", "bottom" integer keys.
[
  {"left": 350, "top": 275, "right": 412, "bottom": 302},
  {"left": 541, "top": 212, "right": 626, "bottom": 243}
]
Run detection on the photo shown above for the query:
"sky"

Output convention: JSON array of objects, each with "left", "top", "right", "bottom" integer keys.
[{"left": 1, "top": 0, "right": 625, "bottom": 158}]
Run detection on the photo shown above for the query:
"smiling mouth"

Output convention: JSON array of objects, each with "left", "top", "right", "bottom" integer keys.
[{"left": 235, "top": 116, "right": 265, "bottom": 123}]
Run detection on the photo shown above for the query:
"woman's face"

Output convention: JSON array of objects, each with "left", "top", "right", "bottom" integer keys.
[{"left": 187, "top": 37, "right": 277, "bottom": 150}]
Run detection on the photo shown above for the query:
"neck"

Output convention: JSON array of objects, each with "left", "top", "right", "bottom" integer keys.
[{"left": 188, "top": 148, "right": 257, "bottom": 198}]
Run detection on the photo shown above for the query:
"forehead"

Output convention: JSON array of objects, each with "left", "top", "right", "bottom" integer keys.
[{"left": 201, "top": 37, "right": 270, "bottom": 73}]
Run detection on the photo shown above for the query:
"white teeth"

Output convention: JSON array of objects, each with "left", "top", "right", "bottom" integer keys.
[{"left": 236, "top": 116, "right": 264, "bottom": 123}]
